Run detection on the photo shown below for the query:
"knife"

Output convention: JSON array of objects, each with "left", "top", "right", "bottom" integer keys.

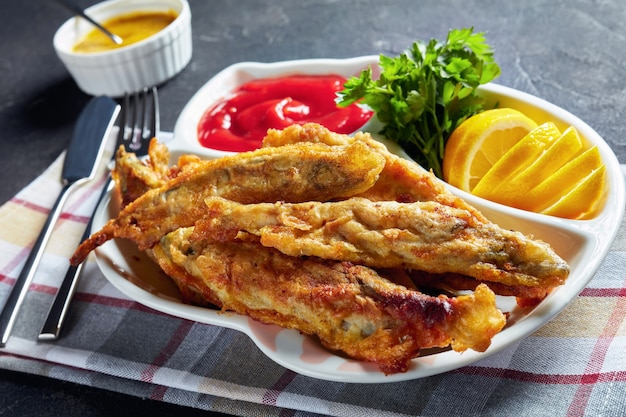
[{"left": 0, "top": 96, "right": 119, "bottom": 347}]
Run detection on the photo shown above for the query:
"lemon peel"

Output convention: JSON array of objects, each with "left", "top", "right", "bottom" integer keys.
[{"left": 443, "top": 108, "right": 538, "bottom": 192}]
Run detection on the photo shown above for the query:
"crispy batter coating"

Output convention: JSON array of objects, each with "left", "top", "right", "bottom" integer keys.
[
  {"left": 263, "top": 123, "right": 489, "bottom": 221},
  {"left": 71, "top": 140, "right": 385, "bottom": 263},
  {"left": 195, "top": 196, "right": 569, "bottom": 293},
  {"left": 407, "top": 270, "right": 552, "bottom": 306},
  {"left": 112, "top": 139, "right": 176, "bottom": 208},
  {"left": 151, "top": 227, "right": 506, "bottom": 374}
]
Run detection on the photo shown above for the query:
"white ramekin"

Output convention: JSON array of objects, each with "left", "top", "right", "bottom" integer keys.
[{"left": 53, "top": 0, "right": 192, "bottom": 97}]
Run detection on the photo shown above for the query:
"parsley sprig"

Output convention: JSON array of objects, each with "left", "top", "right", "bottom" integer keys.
[{"left": 337, "top": 28, "right": 501, "bottom": 178}]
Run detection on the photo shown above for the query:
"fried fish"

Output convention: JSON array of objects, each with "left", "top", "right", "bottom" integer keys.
[
  {"left": 195, "top": 196, "right": 569, "bottom": 298},
  {"left": 71, "top": 140, "right": 385, "bottom": 263},
  {"left": 112, "top": 138, "right": 181, "bottom": 208},
  {"left": 151, "top": 227, "right": 506, "bottom": 374},
  {"left": 263, "top": 123, "right": 489, "bottom": 221},
  {"left": 70, "top": 122, "right": 571, "bottom": 373}
]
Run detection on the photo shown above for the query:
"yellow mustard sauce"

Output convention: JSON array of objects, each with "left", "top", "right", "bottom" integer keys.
[{"left": 73, "top": 10, "right": 178, "bottom": 53}]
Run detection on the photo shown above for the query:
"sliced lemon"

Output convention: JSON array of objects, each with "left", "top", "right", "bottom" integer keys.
[
  {"left": 541, "top": 164, "right": 606, "bottom": 219},
  {"left": 443, "top": 108, "right": 538, "bottom": 192},
  {"left": 444, "top": 109, "right": 606, "bottom": 220},
  {"left": 472, "top": 122, "right": 562, "bottom": 198},
  {"left": 522, "top": 146, "right": 604, "bottom": 214},
  {"left": 486, "top": 125, "right": 584, "bottom": 207}
]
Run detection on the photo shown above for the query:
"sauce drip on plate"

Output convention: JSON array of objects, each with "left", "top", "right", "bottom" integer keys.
[
  {"left": 197, "top": 74, "right": 373, "bottom": 152},
  {"left": 73, "top": 10, "right": 178, "bottom": 53}
]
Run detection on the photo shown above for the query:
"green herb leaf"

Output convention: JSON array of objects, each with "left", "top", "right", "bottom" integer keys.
[{"left": 337, "top": 27, "right": 500, "bottom": 178}]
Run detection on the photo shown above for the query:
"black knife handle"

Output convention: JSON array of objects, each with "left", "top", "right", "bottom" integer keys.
[{"left": 39, "top": 175, "right": 113, "bottom": 340}]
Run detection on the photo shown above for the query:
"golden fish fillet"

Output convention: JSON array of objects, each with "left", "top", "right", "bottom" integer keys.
[
  {"left": 195, "top": 196, "right": 570, "bottom": 296},
  {"left": 263, "top": 123, "right": 489, "bottom": 222},
  {"left": 406, "top": 270, "right": 554, "bottom": 306},
  {"left": 112, "top": 138, "right": 180, "bottom": 208},
  {"left": 71, "top": 140, "right": 385, "bottom": 264},
  {"left": 151, "top": 227, "right": 507, "bottom": 374}
]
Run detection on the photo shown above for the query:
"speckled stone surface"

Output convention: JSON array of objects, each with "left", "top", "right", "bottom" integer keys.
[{"left": 1, "top": 0, "right": 625, "bottom": 415}]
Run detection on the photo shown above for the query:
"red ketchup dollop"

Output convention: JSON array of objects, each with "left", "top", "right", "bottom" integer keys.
[{"left": 197, "top": 74, "right": 373, "bottom": 152}]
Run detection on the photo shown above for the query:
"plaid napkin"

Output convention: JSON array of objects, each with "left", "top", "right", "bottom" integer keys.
[{"left": 1, "top": 129, "right": 625, "bottom": 417}]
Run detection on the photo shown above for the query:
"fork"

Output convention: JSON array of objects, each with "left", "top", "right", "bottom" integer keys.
[{"left": 39, "top": 87, "right": 160, "bottom": 340}]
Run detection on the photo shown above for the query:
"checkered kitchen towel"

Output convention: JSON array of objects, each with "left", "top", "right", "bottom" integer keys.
[{"left": 1, "top": 131, "right": 625, "bottom": 417}]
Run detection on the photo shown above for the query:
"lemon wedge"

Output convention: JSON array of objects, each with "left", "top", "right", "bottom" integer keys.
[
  {"left": 523, "top": 146, "right": 605, "bottom": 213},
  {"left": 479, "top": 125, "right": 584, "bottom": 206},
  {"left": 540, "top": 164, "right": 605, "bottom": 219},
  {"left": 443, "top": 109, "right": 606, "bottom": 220},
  {"left": 472, "top": 122, "right": 562, "bottom": 198},
  {"left": 443, "top": 108, "right": 538, "bottom": 192}
]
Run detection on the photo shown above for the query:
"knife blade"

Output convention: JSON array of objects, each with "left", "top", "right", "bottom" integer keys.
[{"left": 0, "top": 96, "right": 119, "bottom": 347}]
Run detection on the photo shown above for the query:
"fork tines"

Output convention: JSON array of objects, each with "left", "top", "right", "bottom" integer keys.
[{"left": 117, "top": 87, "right": 160, "bottom": 156}]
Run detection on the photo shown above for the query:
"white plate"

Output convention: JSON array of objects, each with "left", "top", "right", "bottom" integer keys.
[{"left": 93, "top": 56, "right": 625, "bottom": 383}]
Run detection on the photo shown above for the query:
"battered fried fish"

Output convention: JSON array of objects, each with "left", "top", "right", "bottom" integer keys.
[
  {"left": 71, "top": 140, "right": 385, "bottom": 263},
  {"left": 195, "top": 196, "right": 569, "bottom": 297},
  {"left": 151, "top": 227, "right": 506, "bottom": 374},
  {"left": 262, "top": 124, "right": 571, "bottom": 302},
  {"left": 69, "top": 122, "right": 572, "bottom": 373},
  {"left": 112, "top": 139, "right": 178, "bottom": 208},
  {"left": 263, "top": 123, "right": 489, "bottom": 222},
  {"left": 406, "top": 270, "right": 553, "bottom": 306}
]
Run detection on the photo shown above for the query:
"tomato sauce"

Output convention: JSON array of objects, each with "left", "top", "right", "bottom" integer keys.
[{"left": 197, "top": 74, "right": 373, "bottom": 152}]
